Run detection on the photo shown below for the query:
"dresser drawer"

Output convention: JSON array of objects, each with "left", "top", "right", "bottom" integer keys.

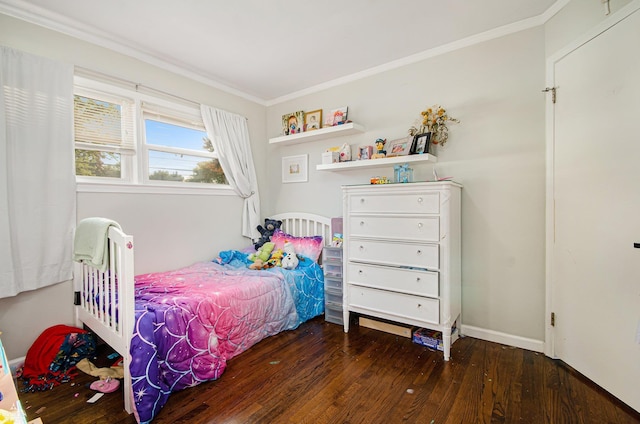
[
  {"left": 324, "top": 276, "right": 343, "bottom": 292},
  {"left": 348, "top": 215, "right": 439, "bottom": 242},
  {"left": 325, "top": 288, "right": 343, "bottom": 304},
  {"left": 348, "top": 285, "right": 440, "bottom": 325},
  {"left": 348, "top": 239, "right": 439, "bottom": 270},
  {"left": 322, "top": 247, "right": 343, "bottom": 262},
  {"left": 325, "top": 301, "right": 344, "bottom": 325},
  {"left": 350, "top": 192, "right": 440, "bottom": 214},
  {"left": 348, "top": 262, "right": 438, "bottom": 298},
  {"left": 324, "top": 262, "right": 342, "bottom": 278}
]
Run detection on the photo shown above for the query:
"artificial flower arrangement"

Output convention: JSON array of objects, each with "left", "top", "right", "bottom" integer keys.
[{"left": 408, "top": 105, "right": 459, "bottom": 147}]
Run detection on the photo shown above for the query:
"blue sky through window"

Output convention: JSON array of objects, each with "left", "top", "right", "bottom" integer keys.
[
  {"left": 145, "top": 119, "right": 211, "bottom": 179},
  {"left": 145, "top": 119, "right": 207, "bottom": 150}
]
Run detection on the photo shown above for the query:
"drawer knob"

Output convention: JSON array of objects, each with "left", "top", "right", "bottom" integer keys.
[
  {"left": 416, "top": 277, "right": 421, "bottom": 282},
  {"left": 417, "top": 303, "right": 422, "bottom": 308},
  {"left": 359, "top": 245, "right": 364, "bottom": 250},
  {"left": 417, "top": 197, "right": 423, "bottom": 203},
  {"left": 360, "top": 221, "right": 365, "bottom": 226},
  {"left": 417, "top": 222, "right": 423, "bottom": 229},
  {"left": 360, "top": 198, "right": 365, "bottom": 203},
  {"left": 358, "top": 270, "right": 363, "bottom": 274},
  {"left": 417, "top": 250, "right": 422, "bottom": 255}
]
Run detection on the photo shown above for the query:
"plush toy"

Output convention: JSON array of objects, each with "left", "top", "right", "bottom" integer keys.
[
  {"left": 254, "top": 219, "right": 283, "bottom": 249},
  {"left": 280, "top": 241, "right": 299, "bottom": 270},
  {"left": 249, "top": 259, "right": 266, "bottom": 270},
  {"left": 248, "top": 241, "right": 275, "bottom": 263},
  {"left": 266, "top": 249, "right": 284, "bottom": 268}
]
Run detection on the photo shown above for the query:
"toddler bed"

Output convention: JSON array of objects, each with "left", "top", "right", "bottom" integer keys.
[{"left": 74, "top": 213, "right": 331, "bottom": 423}]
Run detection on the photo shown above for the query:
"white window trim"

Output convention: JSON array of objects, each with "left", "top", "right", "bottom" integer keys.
[
  {"left": 74, "top": 75, "right": 230, "bottom": 195},
  {"left": 76, "top": 181, "right": 236, "bottom": 196}
]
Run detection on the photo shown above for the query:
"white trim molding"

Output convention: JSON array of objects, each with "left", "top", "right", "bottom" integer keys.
[{"left": 461, "top": 325, "right": 545, "bottom": 353}]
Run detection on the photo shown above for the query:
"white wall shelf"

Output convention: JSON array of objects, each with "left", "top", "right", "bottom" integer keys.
[
  {"left": 269, "top": 122, "right": 364, "bottom": 145},
  {"left": 316, "top": 153, "right": 437, "bottom": 171}
]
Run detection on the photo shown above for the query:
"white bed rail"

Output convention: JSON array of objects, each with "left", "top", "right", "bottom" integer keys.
[{"left": 74, "top": 225, "right": 134, "bottom": 415}]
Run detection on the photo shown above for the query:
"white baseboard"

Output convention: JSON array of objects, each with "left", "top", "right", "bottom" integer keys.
[{"left": 461, "top": 325, "right": 544, "bottom": 353}]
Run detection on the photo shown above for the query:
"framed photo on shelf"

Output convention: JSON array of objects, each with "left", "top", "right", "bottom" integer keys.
[
  {"left": 282, "top": 111, "right": 305, "bottom": 135},
  {"left": 326, "top": 106, "right": 348, "bottom": 126},
  {"left": 282, "top": 154, "right": 308, "bottom": 183},
  {"left": 304, "top": 109, "right": 322, "bottom": 131},
  {"left": 358, "top": 145, "right": 373, "bottom": 160},
  {"left": 411, "top": 133, "right": 431, "bottom": 154},
  {"left": 385, "top": 137, "right": 413, "bottom": 157}
]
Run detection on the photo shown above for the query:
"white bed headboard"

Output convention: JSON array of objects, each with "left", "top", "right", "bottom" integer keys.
[{"left": 270, "top": 212, "right": 332, "bottom": 247}]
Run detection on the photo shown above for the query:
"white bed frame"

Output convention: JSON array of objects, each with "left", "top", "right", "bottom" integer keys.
[{"left": 74, "top": 213, "right": 331, "bottom": 415}]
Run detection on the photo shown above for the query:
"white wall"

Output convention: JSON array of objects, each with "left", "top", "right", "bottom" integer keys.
[
  {"left": 267, "top": 28, "right": 548, "bottom": 344},
  {"left": 0, "top": 13, "right": 267, "bottom": 360}
]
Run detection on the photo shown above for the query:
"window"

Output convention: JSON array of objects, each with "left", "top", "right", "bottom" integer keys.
[
  {"left": 142, "top": 103, "right": 227, "bottom": 185},
  {"left": 74, "top": 76, "right": 228, "bottom": 191}
]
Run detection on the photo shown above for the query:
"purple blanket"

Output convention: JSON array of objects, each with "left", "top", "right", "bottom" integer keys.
[{"left": 129, "top": 256, "right": 324, "bottom": 423}]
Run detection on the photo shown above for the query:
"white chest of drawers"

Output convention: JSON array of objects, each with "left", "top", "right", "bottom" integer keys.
[{"left": 342, "top": 182, "right": 462, "bottom": 360}]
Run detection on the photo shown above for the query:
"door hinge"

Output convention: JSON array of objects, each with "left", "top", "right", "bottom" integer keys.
[
  {"left": 550, "top": 312, "right": 556, "bottom": 327},
  {"left": 542, "top": 86, "right": 557, "bottom": 103}
]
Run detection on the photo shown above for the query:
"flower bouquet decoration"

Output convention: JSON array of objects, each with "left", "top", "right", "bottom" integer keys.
[{"left": 408, "top": 105, "right": 459, "bottom": 147}]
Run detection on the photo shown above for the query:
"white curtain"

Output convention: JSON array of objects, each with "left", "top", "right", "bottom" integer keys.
[
  {"left": 0, "top": 46, "right": 75, "bottom": 298},
  {"left": 201, "top": 105, "right": 260, "bottom": 240}
]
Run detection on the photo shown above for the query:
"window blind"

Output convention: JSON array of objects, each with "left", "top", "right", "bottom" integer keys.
[{"left": 74, "top": 89, "right": 135, "bottom": 154}]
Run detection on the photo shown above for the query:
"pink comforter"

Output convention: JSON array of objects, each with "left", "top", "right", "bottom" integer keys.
[{"left": 129, "top": 257, "right": 324, "bottom": 423}]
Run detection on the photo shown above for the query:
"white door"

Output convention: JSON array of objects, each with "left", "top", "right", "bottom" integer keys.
[{"left": 549, "top": 7, "right": 640, "bottom": 412}]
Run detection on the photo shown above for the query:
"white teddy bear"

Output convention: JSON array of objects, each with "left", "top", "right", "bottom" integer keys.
[{"left": 280, "top": 241, "right": 299, "bottom": 270}]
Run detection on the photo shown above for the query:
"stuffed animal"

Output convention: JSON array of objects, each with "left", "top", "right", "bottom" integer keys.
[
  {"left": 254, "top": 218, "right": 283, "bottom": 249},
  {"left": 280, "top": 241, "right": 299, "bottom": 270},
  {"left": 248, "top": 241, "right": 275, "bottom": 263},
  {"left": 266, "top": 249, "right": 284, "bottom": 268},
  {"left": 249, "top": 259, "right": 266, "bottom": 270}
]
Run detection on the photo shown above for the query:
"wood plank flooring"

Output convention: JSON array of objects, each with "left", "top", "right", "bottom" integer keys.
[{"left": 19, "top": 316, "right": 639, "bottom": 423}]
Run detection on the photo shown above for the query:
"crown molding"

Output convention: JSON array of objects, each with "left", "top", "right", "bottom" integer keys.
[
  {"left": 1, "top": 0, "right": 569, "bottom": 106},
  {"left": 266, "top": 0, "right": 570, "bottom": 105},
  {"left": 0, "top": 0, "right": 267, "bottom": 105}
]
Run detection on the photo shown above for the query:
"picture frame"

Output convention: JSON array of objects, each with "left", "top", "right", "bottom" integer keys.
[
  {"left": 358, "top": 145, "right": 373, "bottom": 160},
  {"left": 385, "top": 137, "right": 413, "bottom": 157},
  {"left": 304, "top": 109, "right": 322, "bottom": 131},
  {"left": 282, "top": 111, "right": 305, "bottom": 136},
  {"left": 282, "top": 154, "right": 308, "bottom": 183},
  {"left": 326, "top": 106, "right": 348, "bottom": 126},
  {"left": 411, "top": 133, "right": 431, "bottom": 154}
]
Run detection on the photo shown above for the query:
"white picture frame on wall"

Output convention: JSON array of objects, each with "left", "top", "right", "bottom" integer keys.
[{"left": 282, "top": 154, "right": 308, "bottom": 183}]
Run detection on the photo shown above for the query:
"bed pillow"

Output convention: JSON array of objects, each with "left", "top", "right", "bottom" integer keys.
[{"left": 271, "top": 229, "right": 323, "bottom": 262}]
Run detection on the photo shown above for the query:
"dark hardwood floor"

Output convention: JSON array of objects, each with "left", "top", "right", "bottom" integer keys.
[{"left": 19, "top": 316, "right": 639, "bottom": 424}]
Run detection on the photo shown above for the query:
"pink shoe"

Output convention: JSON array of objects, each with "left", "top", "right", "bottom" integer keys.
[{"left": 90, "top": 377, "right": 120, "bottom": 393}]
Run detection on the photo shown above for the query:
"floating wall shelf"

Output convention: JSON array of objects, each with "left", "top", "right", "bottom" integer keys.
[
  {"left": 269, "top": 122, "right": 365, "bottom": 145},
  {"left": 316, "top": 153, "right": 437, "bottom": 171}
]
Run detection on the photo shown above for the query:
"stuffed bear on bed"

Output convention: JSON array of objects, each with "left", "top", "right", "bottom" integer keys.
[{"left": 254, "top": 218, "right": 282, "bottom": 249}]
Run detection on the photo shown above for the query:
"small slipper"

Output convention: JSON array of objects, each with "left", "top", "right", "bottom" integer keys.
[{"left": 90, "top": 377, "right": 120, "bottom": 393}]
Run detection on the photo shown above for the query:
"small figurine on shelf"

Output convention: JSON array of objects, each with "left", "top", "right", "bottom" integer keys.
[{"left": 371, "top": 138, "right": 387, "bottom": 159}]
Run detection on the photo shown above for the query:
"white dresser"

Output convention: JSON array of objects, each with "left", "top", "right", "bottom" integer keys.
[{"left": 342, "top": 182, "right": 462, "bottom": 360}]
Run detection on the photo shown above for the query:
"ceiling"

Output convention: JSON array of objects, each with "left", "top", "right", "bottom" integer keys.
[{"left": 1, "top": 0, "right": 562, "bottom": 103}]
